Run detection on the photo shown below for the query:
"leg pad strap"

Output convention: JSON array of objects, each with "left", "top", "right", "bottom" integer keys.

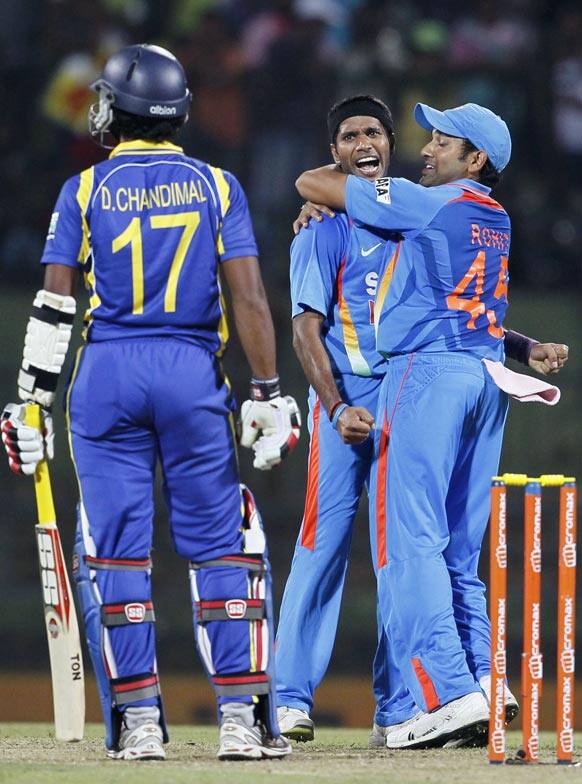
[
  {"left": 195, "top": 598, "right": 265, "bottom": 623},
  {"left": 212, "top": 671, "right": 271, "bottom": 698},
  {"left": 111, "top": 672, "right": 161, "bottom": 706},
  {"left": 190, "top": 555, "right": 265, "bottom": 573},
  {"left": 102, "top": 601, "right": 156, "bottom": 627},
  {"left": 84, "top": 555, "right": 152, "bottom": 572}
]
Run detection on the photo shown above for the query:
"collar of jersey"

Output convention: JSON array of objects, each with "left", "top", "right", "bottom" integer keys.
[
  {"left": 452, "top": 178, "right": 491, "bottom": 194},
  {"left": 109, "top": 140, "right": 184, "bottom": 158}
]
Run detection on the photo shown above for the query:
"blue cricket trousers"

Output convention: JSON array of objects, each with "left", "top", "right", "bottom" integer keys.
[{"left": 370, "top": 352, "right": 508, "bottom": 713}]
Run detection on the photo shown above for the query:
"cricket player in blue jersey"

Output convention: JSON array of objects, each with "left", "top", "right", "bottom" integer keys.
[
  {"left": 295, "top": 102, "right": 549, "bottom": 748},
  {"left": 275, "top": 96, "right": 415, "bottom": 742},
  {"left": 280, "top": 100, "right": 568, "bottom": 747},
  {"left": 0, "top": 44, "right": 300, "bottom": 762}
]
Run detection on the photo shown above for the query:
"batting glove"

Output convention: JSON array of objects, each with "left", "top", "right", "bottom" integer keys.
[
  {"left": 1, "top": 402, "right": 54, "bottom": 475},
  {"left": 240, "top": 376, "right": 301, "bottom": 470}
]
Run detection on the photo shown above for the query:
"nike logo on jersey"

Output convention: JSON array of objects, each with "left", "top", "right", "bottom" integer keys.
[{"left": 361, "top": 243, "right": 382, "bottom": 257}]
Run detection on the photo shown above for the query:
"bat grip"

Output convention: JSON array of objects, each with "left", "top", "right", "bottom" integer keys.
[{"left": 24, "top": 403, "right": 56, "bottom": 525}]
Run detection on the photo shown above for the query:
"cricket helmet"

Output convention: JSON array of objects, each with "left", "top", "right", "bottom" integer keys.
[{"left": 89, "top": 44, "right": 191, "bottom": 140}]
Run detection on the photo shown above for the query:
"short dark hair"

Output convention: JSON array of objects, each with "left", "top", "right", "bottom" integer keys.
[
  {"left": 327, "top": 95, "right": 395, "bottom": 153},
  {"left": 460, "top": 139, "right": 501, "bottom": 189},
  {"left": 110, "top": 108, "right": 186, "bottom": 143}
]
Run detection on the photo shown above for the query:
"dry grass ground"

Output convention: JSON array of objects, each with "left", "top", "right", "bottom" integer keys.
[{"left": 0, "top": 724, "right": 580, "bottom": 784}]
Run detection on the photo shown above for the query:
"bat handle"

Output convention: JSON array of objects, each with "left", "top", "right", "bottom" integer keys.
[{"left": 24, "top": 403, "right": 56, "bottom": 526}]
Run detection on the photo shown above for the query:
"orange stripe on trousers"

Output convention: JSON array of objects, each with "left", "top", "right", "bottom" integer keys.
[
  {"left": 376, "top": 413, "right": 389, "bottom": 568},
  {"left": 412, "top": 657, "right": 440, "bottom": 712},
  {"left": 300, "top": 398, "right": 321, "bottom": 550}
]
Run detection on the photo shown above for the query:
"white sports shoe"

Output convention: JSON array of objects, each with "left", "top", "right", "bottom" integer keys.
[
  {"left": 107, "top": 721, "right": 166, "bottom": 761},
  {"left": 385, "top": 692, "right": 489, "bottom": 749},
  {"left": 217, "top": 717, "right": 292, "bottom": 760},
  {"left": 277, "top": 706, "right": 315, "bottom": 742},
  {"left": 369, "top": 713, "right": 423, "bottom": 748},
  {"left": 479, "top": 674, "right": 519, "bottom": 723},
  {"left": 443, "top": 677, "right": 519, "bottom": 749}
]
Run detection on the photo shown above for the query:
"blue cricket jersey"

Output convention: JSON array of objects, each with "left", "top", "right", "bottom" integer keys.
[
  {"left": 345, "top": 176, "right": 511, "bottom": 361},
  {"left": 40, "top": 140, "right": 258, "bottom": 354},
  {"left": 290, "top": 214, "right": 395, "bottom": 377}
]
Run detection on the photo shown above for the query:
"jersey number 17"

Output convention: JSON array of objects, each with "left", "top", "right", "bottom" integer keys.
[{"left": 112, "top": 212, "right": 201, "bottom": 314}]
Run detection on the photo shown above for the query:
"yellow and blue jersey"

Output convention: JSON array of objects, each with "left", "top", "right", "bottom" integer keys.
[
  {"left": 40, "top": 140, "right": 258, "bottom": 354},
  {"left": 345, "top": 176, "right": 511, "bottom": 361},
  {"left": 290, "top": 214, "right": 395, "bottom": 378}
]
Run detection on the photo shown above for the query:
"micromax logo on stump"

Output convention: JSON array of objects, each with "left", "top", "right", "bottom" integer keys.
[
  {"left": 125, "top": 603, "right": 146, "bottom": 623},
  {"left": 491, "top": 728, "right": 505, "bottom": 755},
  {"left": 560, "top": 728, "right": 574, "bottom": 754},
  {"left": 225, "top": 600, "right": 246, "bottom": 619}
]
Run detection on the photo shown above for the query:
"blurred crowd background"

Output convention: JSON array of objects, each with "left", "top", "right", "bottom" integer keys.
[
  {"left": 1, "top": 0, "right": 580, "bottom": 727},
  {"left": 2, "top": 0, "right": 582, "bottom": 288}
]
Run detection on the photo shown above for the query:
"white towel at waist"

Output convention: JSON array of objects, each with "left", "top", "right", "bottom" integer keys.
[{"left": 482, "top": 359, "right": 561, "bottom": 406}]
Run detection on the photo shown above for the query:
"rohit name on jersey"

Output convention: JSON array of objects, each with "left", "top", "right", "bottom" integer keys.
[
  {"left": 99, "top": 180, "right": 208, "bottom": 212},
  {"left": 470, "top": 223, "right": 510, "bottom": 253}
]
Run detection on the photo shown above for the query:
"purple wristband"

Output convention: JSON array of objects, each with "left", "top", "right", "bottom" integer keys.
[{"left": 504, "top": 329, "right": 538, "bottom": 367}]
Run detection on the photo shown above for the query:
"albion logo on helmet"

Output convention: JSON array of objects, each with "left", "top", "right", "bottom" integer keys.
[{"left": 149, "top": 105, "right": 177, "bottom": 115}]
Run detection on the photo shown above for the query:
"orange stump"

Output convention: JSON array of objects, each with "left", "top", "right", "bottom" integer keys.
[
  {"left": 488, "top": 480, "right": 507, "bottom": 764},
  {"left": 556, "top": 481, "right": 577, "bottom": 764},
  {"left": 488, "top": 474, "right": 577, "bottom": 765},
  {"left": 521, "top": 481, "right": 542, "bottom": 762}
]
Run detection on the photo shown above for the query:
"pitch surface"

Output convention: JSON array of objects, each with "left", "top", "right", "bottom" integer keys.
[{"left": 1, "top": 725, "right": 580, "bottom": 783}]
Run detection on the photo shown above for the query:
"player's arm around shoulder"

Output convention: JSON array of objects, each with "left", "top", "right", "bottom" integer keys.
[
  {"left": 221, "top": 256, "right": 301, "bottom": 470},
  {"left": 344, "top": 175, "right": 460, "bottom": 234},
  {"left": 295, "top": 164, "right": 348, "bottom": 210}
]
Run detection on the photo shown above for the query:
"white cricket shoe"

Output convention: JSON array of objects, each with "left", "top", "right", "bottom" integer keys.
[
  {"left": 443, "top": 677, "right": 519, "bottom": 749},
  {"left": 217, "top": 717, "right": 292, "bottom": 760},
  {"left": 385, "top": 692, "right": 489, "bottom": 749},
  {"left": 107, "top": 721, "right": 166, "bottom": 761},
  {"left": 369, "top": 713, "right": 423, "bottom": 748},
  {"left": 479, "top": 674, "right": 519, "bottom": 723},
  {"left": 277, "top": 706, "right": 315, "bottom": 742}
]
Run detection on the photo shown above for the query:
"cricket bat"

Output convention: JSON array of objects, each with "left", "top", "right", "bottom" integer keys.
[{"left": 25, "top": 404, "right": 85, "bottom": 741}]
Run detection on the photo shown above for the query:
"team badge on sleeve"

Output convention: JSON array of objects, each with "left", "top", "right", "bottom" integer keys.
[
  {"left": 47, "top": 212, "right": 60, "bottom": 240},
  {"left": 375, "top": 177, "right": 391, "bottom": 204}
]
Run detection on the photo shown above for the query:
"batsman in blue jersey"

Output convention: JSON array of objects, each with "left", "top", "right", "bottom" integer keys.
[
  {"left": 0, "top": 44, "right": 300, "bottom": 762},
  {"left": 295, "top": 102, "right": 547, "bottom": 748}
]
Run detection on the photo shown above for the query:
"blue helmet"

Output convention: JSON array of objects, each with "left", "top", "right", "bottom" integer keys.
[{"left": 89, "top": 44, "right": 191, "bottom": 142}]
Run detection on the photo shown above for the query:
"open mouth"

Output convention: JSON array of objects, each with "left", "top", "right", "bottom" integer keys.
[
  {"left": 355, "top": 156, "right": 381, "bottom": 176},
  {"left": 421, "top": 162, "right": 435, "bottom": 175}
]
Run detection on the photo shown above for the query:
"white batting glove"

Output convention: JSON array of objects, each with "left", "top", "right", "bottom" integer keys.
[
  {"left": 1, "top": 403, "right": 54, "bottom": 476},
  {"left": 241, "top": 396, "right": 301, "bottom": 470},
  {"left": 239, "top": 376, "right": 301, "bottom": 470}
]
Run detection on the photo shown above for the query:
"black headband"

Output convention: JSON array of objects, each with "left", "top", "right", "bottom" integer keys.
[{"left": 327, "top": 99, "right": 394, "bottom": 144}]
